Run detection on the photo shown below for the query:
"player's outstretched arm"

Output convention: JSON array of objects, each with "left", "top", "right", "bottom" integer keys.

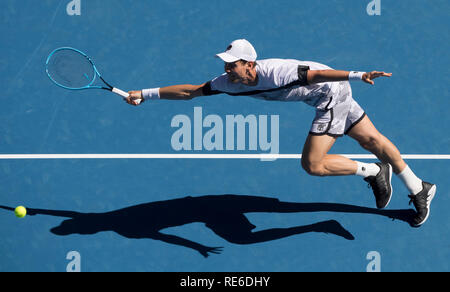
[
  {"left": 126, "top": 83, "right": 206, "bottom": 106},
  {"left": 307, "top": 70, "right": 392, "bottom": 85}
]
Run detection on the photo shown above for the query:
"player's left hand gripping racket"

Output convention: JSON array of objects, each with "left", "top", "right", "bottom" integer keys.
[{"left": 46, "top": 47, "right": 142, "bottom": 104}]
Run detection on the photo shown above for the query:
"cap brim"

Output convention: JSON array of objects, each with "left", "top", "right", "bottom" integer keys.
[{"left": 215, "top": 52, "right": 240, "bottom": 63}]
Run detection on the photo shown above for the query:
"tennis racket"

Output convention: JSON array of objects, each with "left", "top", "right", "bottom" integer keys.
[{"left": 45, "top": 47, "right": 142, "bottom": 104}]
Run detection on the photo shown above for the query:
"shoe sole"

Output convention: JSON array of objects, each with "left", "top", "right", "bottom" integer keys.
[
  {"left": 378, "top": 164, "right": 393, "bottom": 209},
  {"left": 414, "top": 184, "right": 436, "bottom": 226}
]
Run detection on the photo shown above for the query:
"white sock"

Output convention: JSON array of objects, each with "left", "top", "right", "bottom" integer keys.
[
  {"left": 397, "top": 165, "right": 423, "bottom": 195},
  {"left": 355, "top": 161, "right": 381, "bottom": 178}
]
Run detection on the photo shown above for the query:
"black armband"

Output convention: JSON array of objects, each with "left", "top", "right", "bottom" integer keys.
[{"left": 297, "top": 65, "right": 310, "bottom": 86}]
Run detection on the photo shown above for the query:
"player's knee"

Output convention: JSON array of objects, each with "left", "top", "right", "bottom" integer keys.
[
  {"left": 359, "top": 134, "right": 382, "bottom": 151},
  {"left": 301, "top": 159, "right": 325, "bottom": 176}
]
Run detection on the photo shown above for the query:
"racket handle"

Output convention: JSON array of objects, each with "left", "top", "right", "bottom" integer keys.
[
  {"left": 112, "top": 87, "right": 129, "bottom": 97},
  {"left": 112, "top": 87, "right": 142, "bottom": 105}
]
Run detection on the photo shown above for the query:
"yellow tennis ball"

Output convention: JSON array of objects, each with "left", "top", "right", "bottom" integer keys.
[{"left": 15, "top": 206, "right": 27, "bottom": 218}]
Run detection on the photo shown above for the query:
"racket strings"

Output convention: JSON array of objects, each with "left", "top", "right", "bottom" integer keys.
[
  {"left": 52, "top": 58, "right": 72, "bottom": 85},
  {"left": 46, "top": 49, "right": 96, "bottom": 89}
]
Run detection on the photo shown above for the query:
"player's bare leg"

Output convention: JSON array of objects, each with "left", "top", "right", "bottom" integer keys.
[
  {"left": 346, "top": 115, "right": 405, "bottom": 174},
  {"left": 301, "top": 134, "right": 357, "bottom": 176}
]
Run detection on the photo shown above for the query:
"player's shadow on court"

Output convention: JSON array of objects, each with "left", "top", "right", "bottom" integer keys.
[{"left": 0, "top": 195, "right": 415, "bottom": 258}]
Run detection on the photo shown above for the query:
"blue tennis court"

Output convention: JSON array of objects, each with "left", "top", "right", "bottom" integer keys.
[{"left": 0, "top": 0, "right": 448, "bottom": 272}]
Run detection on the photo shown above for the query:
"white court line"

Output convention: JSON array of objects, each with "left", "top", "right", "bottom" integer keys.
[{"left": 0, "top": 154, "right": 449, "bottom": 160}]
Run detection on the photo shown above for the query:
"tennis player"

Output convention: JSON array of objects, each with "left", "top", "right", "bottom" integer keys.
[{"left": 127, "top": 39, "right": 436, "bottom": 226}]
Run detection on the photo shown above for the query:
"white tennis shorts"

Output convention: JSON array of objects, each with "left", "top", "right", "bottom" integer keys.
[{"left": 309, "top": 84, "right": 365, "bottom": 137}]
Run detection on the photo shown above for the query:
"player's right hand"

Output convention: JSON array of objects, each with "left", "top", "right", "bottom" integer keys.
[{"left": 125, "top": 90, "right": 145, "bottom": 106}]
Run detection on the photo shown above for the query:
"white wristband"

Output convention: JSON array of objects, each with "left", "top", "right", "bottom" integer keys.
[
  {"left": 348, "top": 71, "right": 365, "bottom": 81},
  {"left": 142, "top": 88, "right": 160, "bottom": 100}
]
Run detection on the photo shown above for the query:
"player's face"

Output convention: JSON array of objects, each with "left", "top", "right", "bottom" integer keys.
[{"left": 224, "top": 61, "right": 257, "bottom": 85}]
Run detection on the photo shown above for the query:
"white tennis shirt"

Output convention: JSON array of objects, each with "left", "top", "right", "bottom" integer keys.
[{"left": 204, "top": 58, "right": 350, "bottom": 110}]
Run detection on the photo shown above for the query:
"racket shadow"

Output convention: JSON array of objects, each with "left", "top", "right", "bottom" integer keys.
[{"left": 0, "top": 195, "right": 415, "bottom": 258}]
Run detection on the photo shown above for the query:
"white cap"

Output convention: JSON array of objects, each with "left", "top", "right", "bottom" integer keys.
[{"left": 216, "top": 39, "right": 257, "bottom": 63}]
